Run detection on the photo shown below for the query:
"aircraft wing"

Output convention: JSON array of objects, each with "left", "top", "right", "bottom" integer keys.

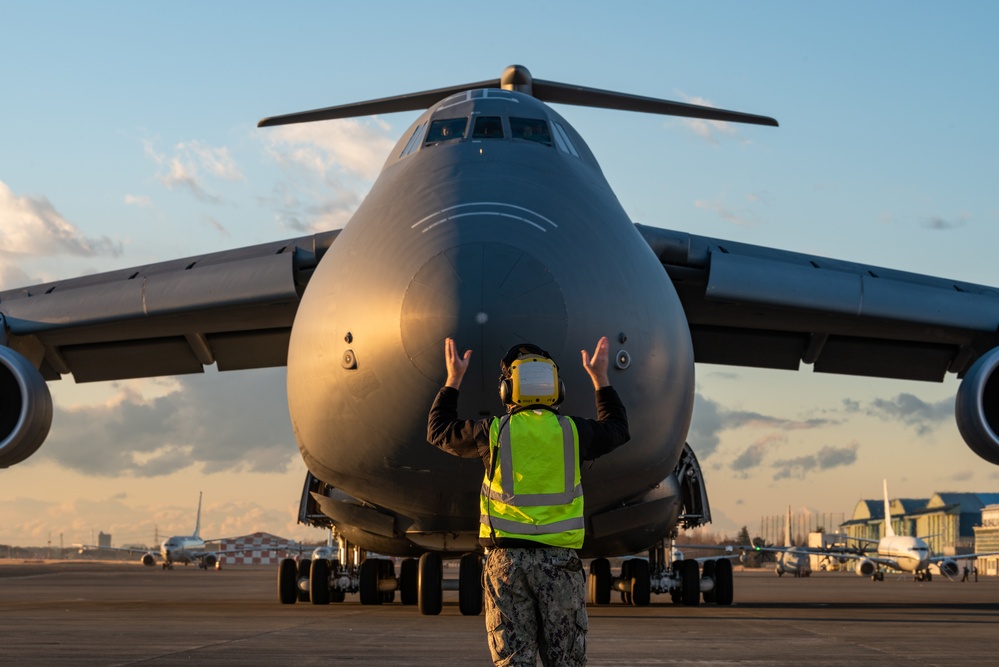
[
  {"left": 636, "top": 224, "right": 999, "bottom": 381},
  {"left": 75, "top": 544, "right": 152, "bottom": 556},
  {"left": 930, "top": 551, "right": 999, "bottom": 563},
  {"left": 0, "top": 231, "right": 338, "bottom": 382}
]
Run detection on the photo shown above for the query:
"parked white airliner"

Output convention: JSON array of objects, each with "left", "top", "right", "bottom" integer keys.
[
  {"left": 842, "top": 480, "right": 999, "bottom": 581},
  {"left": 79, "top": 493, "right": 247, "bottom": 570}
]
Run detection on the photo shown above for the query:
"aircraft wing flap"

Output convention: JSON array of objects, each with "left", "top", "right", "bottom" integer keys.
[{"left": 636, "top": 223, "right": 999, "bottom": 380}]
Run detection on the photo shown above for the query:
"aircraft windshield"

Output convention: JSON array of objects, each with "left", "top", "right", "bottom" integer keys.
[
  {"left": 425, "top": 118, "right": 467, "bottom": 144},
  {"left": 472, "top": 116, "right": 504, "bottom": 139},
  {"left": 510, "top": 117, "right": 552, "bottom": 145}
]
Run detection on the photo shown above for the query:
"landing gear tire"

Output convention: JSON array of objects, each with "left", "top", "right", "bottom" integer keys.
[
  {"left": 297, "top": 558, "right": 311, "bottom": 602},
  {"left": 628, "top": 558, "right": 651, "bottom": 607},
  {"left": 400, "top": 558, "right": 418, "bottom": 605},
  {"left": 588, "top": 557, "right": 611, "bottom": 605},
  {"left": 278, "top": 558, "right": 298, "bottom": 605},
  {"left": 309, "top": 559, "right": 331, "bottom": 605},
  {"left": 680, "top": 558, "right": 700, "bottom": 607},
  {"left": 418, "top": 552, "right": 443, "bottom": 616},
  {"left": 359, "top": 558, "right": 383, "bottom": 605},
  {"left": 458, "top": 553, "right": 483, "bottom": 616},
  {"left": 713, "top": 558, "right": 734, "bottom": 606}
]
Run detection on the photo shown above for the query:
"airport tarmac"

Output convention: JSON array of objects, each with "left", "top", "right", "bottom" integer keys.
[{"left": 1, "top": 561, "right": 998, "bottom": 666}]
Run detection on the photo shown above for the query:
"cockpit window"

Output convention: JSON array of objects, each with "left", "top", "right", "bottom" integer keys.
[
  {"left": 472, "top": 116, "right": 504, "bottom": 139},
  {"left": 400, "top": 121, "right": 427, "bottom": 157},
  {"left": 510, "top": 117, "right": 552, "bottom": 146},
  {"left": 551, "top": 122, "right": 579, "bottom": 157},
  {"left": 425, "top": 118, "right": 467, "bottom": 144}
]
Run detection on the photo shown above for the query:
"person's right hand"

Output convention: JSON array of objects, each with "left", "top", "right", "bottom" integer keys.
[{"left": 581, "top": 336, "right": 610, "bottom": 389}]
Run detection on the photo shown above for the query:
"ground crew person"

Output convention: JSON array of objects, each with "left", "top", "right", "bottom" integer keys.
[{"left": 427, "top": 336, "right": 630, "bottom": 666}]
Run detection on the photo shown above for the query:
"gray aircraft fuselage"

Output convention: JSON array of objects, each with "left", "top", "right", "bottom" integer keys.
[{"left": 287, "top": 90, "right": 695, "bottom": 557}]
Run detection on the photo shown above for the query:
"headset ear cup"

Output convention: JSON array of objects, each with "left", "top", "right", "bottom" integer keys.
[
  {"left": 555, "top": 379, "right": 565, "bottom": 405},
  {"left": 499, "top": 378, "right": 513, "bottom": 404}
]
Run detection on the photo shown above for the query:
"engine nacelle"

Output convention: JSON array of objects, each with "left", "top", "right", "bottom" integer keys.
[
  {"left": 855, "top": 558, "right": 876, "bottom": 577},
  {"left": 141, "top": 552, "right": 157, "bottom": 567},
  {"left": 937, "top": 559, "right": 960, "bottom": 578},
  {"left": 0, "top": 346, "right": 53, "bottom": 468},
  {"left": 203, "top": 554, "right": 218, "bottom": 569},
  {"left": 956, "top": 347, "right": 999, "bottom": 465}
]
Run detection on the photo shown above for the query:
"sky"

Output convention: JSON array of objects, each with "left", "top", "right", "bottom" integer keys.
[{"left": 2, "top": 1, "right": 998, "bottom": 549}]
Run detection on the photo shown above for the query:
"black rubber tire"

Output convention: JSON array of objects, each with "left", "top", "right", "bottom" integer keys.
[
  {"left": 309, "top": 559, "right": 330, "bottom": 605},
  {"left": 628, "top": 558, "right": 651, "bottom": 607},
  {"left": 458, "top": 553, "right": 483, "bottom": 616},
  {"left": 418, "top": 552, "right": 443, "bottom": 616},
  {"left": 278, "top": 558, "right": 298, "bottom": 605},
  {"left": 680, "top": 558, "right": 700, "bottom": 607},
  {"left": 297, "top": 558, "right": 311, "bottom": 602},
  {"left": 400, "top": 558, "right": 418, "bottom": 605},
  {"left": 714, "top": 558, "right": 734, "bottom": 606},
  {"left": 588, "top": 557, "right": 612, "bottom": 605},
  {"left": 359, "top": 558, "right": 383, "bottom": 605},
  {"left": 701, "top": 559, "right": 717, "bottom": 603}
]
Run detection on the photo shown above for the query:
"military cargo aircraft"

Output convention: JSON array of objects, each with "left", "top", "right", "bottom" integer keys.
[{"left": 3, "top": 65, "right": 999, "bottom": 614}]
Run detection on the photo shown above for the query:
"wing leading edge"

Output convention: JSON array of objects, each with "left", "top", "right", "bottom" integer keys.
[
  {"left": 0, "top": 231, "right": 338, "bottom": 383},
  {"left": 637, "top": 223, "right": 999, "bottom": 382}
]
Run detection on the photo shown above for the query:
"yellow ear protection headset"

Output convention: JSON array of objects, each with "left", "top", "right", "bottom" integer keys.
[{"left": 498, "top": 343, "right": 565, "bottom": 408}]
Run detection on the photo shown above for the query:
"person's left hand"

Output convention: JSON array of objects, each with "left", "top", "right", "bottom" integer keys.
[{"left": 445, "top": 338, "right": 472, "bottom": 389}]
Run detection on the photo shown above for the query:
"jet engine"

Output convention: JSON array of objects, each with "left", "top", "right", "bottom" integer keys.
[
  {"left": 855, "top": 558, "right": 876, "bottom": 577},
  {"left": 956, "top": 347, "right": 999, "bottom": 465},
  {"left": 203, "top": 554, "right": 218, "bottom": 569},
  {"left": 141, "top": 552, "right": 157, "bottom": 567},
  {"left": 0, "top": 346, "right": 53, "bottom": 468},
  {"left": 936, "top": 559, "right": 960, "bottom": 578}
]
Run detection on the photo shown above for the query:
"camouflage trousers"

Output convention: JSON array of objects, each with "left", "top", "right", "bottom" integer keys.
[{"left": 483, "top": 547, "right": 588, "bottom": 667}]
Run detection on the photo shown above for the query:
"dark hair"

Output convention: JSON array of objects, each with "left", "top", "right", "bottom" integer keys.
[{"left": 499, "top": 343, "right": 556, "bottom": 377}]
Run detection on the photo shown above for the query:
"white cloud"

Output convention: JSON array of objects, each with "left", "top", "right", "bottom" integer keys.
[
  {"left": 259, "top": 117, "right": 396, "bottom": 232},
  {"left": 41, "top": 368, "right": 297, "bottom": 478},
  {"left": 676, "top": 94, "right": 744, "bottom": 145},
  {"left": 0, "top": 180, "right": 123, "bottom": 258},
  {"left": 264, "top": 117, "right": 395, "bottom": 182},
  {"left": 143, "top": 139, "right": 244, "bottom": 204},
  {"left": 124, "top": 194, "right": 152, "bottom": 207}
]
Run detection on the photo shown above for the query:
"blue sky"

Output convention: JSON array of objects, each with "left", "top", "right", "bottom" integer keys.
[{"left": 2, "top": 2, "right": 998, "bottom": 547}]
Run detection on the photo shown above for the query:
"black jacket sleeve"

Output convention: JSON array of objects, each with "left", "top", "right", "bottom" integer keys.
[
  {"left": 574, "top": 386, "right": 630, "bottom": 461},
  {"left": 426, "top": 386, "right": 492, "bottom": 462}
]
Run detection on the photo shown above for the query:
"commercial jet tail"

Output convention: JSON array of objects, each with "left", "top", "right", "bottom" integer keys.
[
  {"left": 883, "top": 479, "right": 895, "bottom": 538},
  {"left": 193, "top": 491, "right": 202, "bottom": 540}
]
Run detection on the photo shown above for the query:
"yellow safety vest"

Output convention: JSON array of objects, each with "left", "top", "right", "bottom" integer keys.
[{"left": 480, "top": 409, "right": 584, "bottom": 548}]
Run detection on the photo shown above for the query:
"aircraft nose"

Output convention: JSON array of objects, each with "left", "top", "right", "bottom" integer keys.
[{"left": 401, "top": 241, "right": 568, "bottom": 386}]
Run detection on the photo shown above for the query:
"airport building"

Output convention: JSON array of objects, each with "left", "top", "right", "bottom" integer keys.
[
  {"left": 841, "top": 492, "right": 999, "bottom": 561},
  {"left": 973, "top": 505, "right": 999, "bottom": 576},
  {"left": 219, "top": 532, "right": 299, "bottom": 566}
]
